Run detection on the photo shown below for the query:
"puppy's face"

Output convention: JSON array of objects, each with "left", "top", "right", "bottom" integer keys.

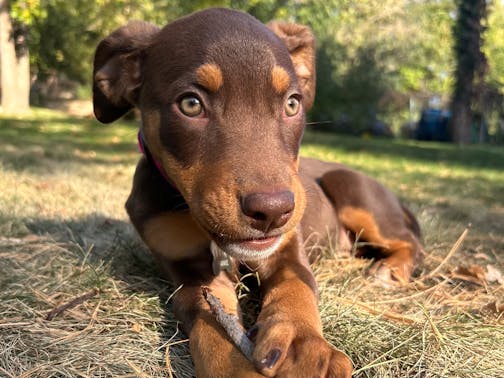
[{"left": 93, "top": 8, "right": 316, "bottom": 260}]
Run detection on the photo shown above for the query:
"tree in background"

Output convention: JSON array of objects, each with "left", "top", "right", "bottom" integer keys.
[
  {"left": 0, "top": 0, "right": 30, "bottom": 113},
  {"left": 28, "top": 0, "right": 183, "bottom": 86},
  {"left": 450, "top": 0, "right": 488, "bottom": 144},
  {"left": 1, "top": 0, "right": 182, "bottom": 111},
  {"left": 483, "top": 0, "right": 504, "bottom": 142}
]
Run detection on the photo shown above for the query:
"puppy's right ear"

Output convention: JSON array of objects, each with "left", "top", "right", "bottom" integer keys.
[{"left": 93, "top": 21, "right": 159, "bottom": 123}]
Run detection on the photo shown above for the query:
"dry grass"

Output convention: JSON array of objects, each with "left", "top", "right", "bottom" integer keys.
[
  {"left": 315, "top": 251, "right": 503, "bottom": 377},
  {"left": 1, "top": 109, "right": 503, "bottom": 377}
]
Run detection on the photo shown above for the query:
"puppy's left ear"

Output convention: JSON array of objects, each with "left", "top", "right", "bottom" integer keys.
[
  {"left": 93, "top": 21, "right": 160, "bottom": 123},
  {"left": 268, "top": 21, "right": 316, "bottom": 110}
]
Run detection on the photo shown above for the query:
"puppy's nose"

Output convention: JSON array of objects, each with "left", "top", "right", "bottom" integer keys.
[{"left": 241, "top": 191, "right": 295, "bottom": 233}]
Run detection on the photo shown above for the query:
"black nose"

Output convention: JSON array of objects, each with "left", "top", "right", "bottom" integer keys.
[{"left": 241, "top": 190, "right": 295, "bottom": 233}]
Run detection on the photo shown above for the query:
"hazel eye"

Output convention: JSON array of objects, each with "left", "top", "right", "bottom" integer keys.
[
  {"left": 284, "top": 96, "right": 300, "bottom": 117},
  {"left": 179, "top": 95, "right": 203, "bottom": 117}
]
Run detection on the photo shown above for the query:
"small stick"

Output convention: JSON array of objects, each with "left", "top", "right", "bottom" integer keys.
[
  {"left": 46, "top": 288, "right": 100, "bottom": 321},
  {"left": 202, "top": 287, "right": 254, "bottom": 361},
  {"left": 332, "top": 296, "right": 419, "bottom": 325},
  {"left": 424, "top": 227, "right": 469, "bottom": 279}
]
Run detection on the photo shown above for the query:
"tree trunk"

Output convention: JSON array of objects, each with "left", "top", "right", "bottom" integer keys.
[
  {"left": 0, "top": 0, "right": 30, "bottom": 113},
  {"left": 451, "top": 69, "right": 474, "bottom": 144},
  {"left": 450, "top": 0, "right": 487, "bottom": 145}
]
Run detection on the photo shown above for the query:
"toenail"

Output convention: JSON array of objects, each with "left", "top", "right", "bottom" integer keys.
[{"left": 260, "top": 348, "right": 281, "bottom": 369}]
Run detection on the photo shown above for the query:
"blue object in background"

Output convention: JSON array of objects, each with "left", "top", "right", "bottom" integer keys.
[{"left": 416, "top": 108, "right": 451, "bottom": 142}]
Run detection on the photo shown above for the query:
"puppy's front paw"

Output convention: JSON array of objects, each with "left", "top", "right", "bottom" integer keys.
[
  {"left": 250, "top": 321, "right": 352, "bottom": 378},
  {"left": 369, "top": 255, "right": 414, "bottom": 286}
]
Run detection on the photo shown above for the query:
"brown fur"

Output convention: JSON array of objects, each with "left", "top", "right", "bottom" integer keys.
[{"left": 93, "top": 8, "right": 423, "bottom": 377}]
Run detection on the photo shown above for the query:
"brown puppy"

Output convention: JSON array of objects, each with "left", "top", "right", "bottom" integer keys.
[{"left": 93, "top": 8, "right": 423, "bottom": 378}]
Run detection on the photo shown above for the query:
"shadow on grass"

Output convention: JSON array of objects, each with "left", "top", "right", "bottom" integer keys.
[
  {"left": 19, "top": 213, "right": 193, "bottom": 374},
  {"left": 303, "top": 130, "right": 504, "bottom": 171},
  {"left": 24, "top": 213, "right": 162, "bottom": 289}
]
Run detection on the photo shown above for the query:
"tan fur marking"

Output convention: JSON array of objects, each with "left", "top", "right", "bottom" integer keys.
[
  {"left": 196, "top": 63, "right": 223, "bottom": 92},
  {"left": 141, "top": 110, "right": 201, "bottom": 202},
  {"left": 294, "top": 156, "right": 300, "bottom": 172},
  {"left": 160, "top": 152, "right": 206, "bottom": 204},
  {"left": 339, "top": 206, "right": 414, "bottom": 282},
  {"left": 271, "top": 65, "right": 290, "bottom": 94},
  {"left": 292, "top": 172, "right": 307, "bottom": 225},
  {"left": 143, "top": 212, "right": 209, "bottom": 260},
  {"left": 338, "top": 206, "right": 411, "bottom": 253}
]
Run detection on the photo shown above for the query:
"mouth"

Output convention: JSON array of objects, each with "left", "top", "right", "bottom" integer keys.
[{"left": 213, "top": 234, "right": 284, "bottom": 261}]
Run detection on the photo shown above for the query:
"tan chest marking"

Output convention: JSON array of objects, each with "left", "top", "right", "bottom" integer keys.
[{"left": 142, "top": 212, "right": 210, "bottom": 260}]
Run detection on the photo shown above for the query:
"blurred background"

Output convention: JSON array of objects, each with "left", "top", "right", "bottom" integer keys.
[{"left": 1, "top": 0, "right": 503, "bottom": 144}]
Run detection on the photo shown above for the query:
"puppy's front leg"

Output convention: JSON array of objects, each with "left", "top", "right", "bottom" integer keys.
[
  {"left": 252, "top": 235, "right": 352, "bottom": 378},
  {"left": 169, "top": 266, "right": 263, "bottom": 378}
]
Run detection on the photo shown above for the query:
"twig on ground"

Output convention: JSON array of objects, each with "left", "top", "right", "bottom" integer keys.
[
  {"left": 371, "top": 278, "right": 450, "bottom": 304},
  {"left": 46, "top": 288, "right": 100, "bottom": 321},
  {"left": 332, "top": 296, "right": 419, "bottom": 325},
  {"left": 165, "top": 344, "right": 174, "bottom": 378},
  {"left": 202, "top": 287, "right": 255, "bottom": 361},
  {"left": 419, "top": 305, "right": 444, "bottom": 345},
  {"left": 424, "top": 227, "right": 469, "bottom": 279},
  {"left": 126, "top": 359, "right": 150, "bottom": 378}
]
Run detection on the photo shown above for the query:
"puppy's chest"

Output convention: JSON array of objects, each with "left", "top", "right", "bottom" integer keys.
[
  {"left": 141, "top": 211, "right": 210, "bottom": 260},
  {"left": 142, "top": 212, "right": 243, "bottom": 278}
]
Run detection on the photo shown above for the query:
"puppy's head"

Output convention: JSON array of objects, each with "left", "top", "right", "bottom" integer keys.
[{"left": 93, "top": 8, "right": 316, "bottom": 261}]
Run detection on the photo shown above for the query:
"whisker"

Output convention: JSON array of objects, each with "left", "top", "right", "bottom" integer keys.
[{"left": 305, "top": 121, "right": 333, "bottom": 126}]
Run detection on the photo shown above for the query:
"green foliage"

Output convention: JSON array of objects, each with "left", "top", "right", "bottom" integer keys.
[
  {"left": 399, "top": 0, "right": 455, "bottom": 95},
  {"left": 486, "top": 0, "right": 504, "bottom": 89},
  {"left": 11, "top": 0, "right": 183, "bottom": 83},
  {"left": 10, "top": 0, "right": 42, "bottom": 25},
  {"left": 30, "top": 1, "right": 103, "bottom": 83},
  {"left": 7, "top": 0, "right": 504, "bottom": 137}
]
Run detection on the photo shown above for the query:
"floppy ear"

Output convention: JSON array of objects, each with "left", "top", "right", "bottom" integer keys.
[
  {"left": 93, "top": 21, "right": 160, "bottom": 123},
  {"left": 267, "top": 21, "right": 316, "bottom": 110}
]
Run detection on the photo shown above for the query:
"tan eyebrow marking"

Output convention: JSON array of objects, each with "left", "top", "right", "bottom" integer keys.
[
  {"left": 196, "top": 63, "right": 223, "bottom": 92},
  {"left": 271, "top": 65, "right": 290, "bottom": 94}
]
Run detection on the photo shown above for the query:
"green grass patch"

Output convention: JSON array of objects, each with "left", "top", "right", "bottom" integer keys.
[
  {"left": 0, "top": 108, "right": 138, "bottom": 171},
  {"left": 1, "top": 109, "right": 503, "bottom": 377}
]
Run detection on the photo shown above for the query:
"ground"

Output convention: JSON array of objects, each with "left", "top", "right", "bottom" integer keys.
[{"left": 0, "top": 108, "right": 503, "bottom": 377}]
